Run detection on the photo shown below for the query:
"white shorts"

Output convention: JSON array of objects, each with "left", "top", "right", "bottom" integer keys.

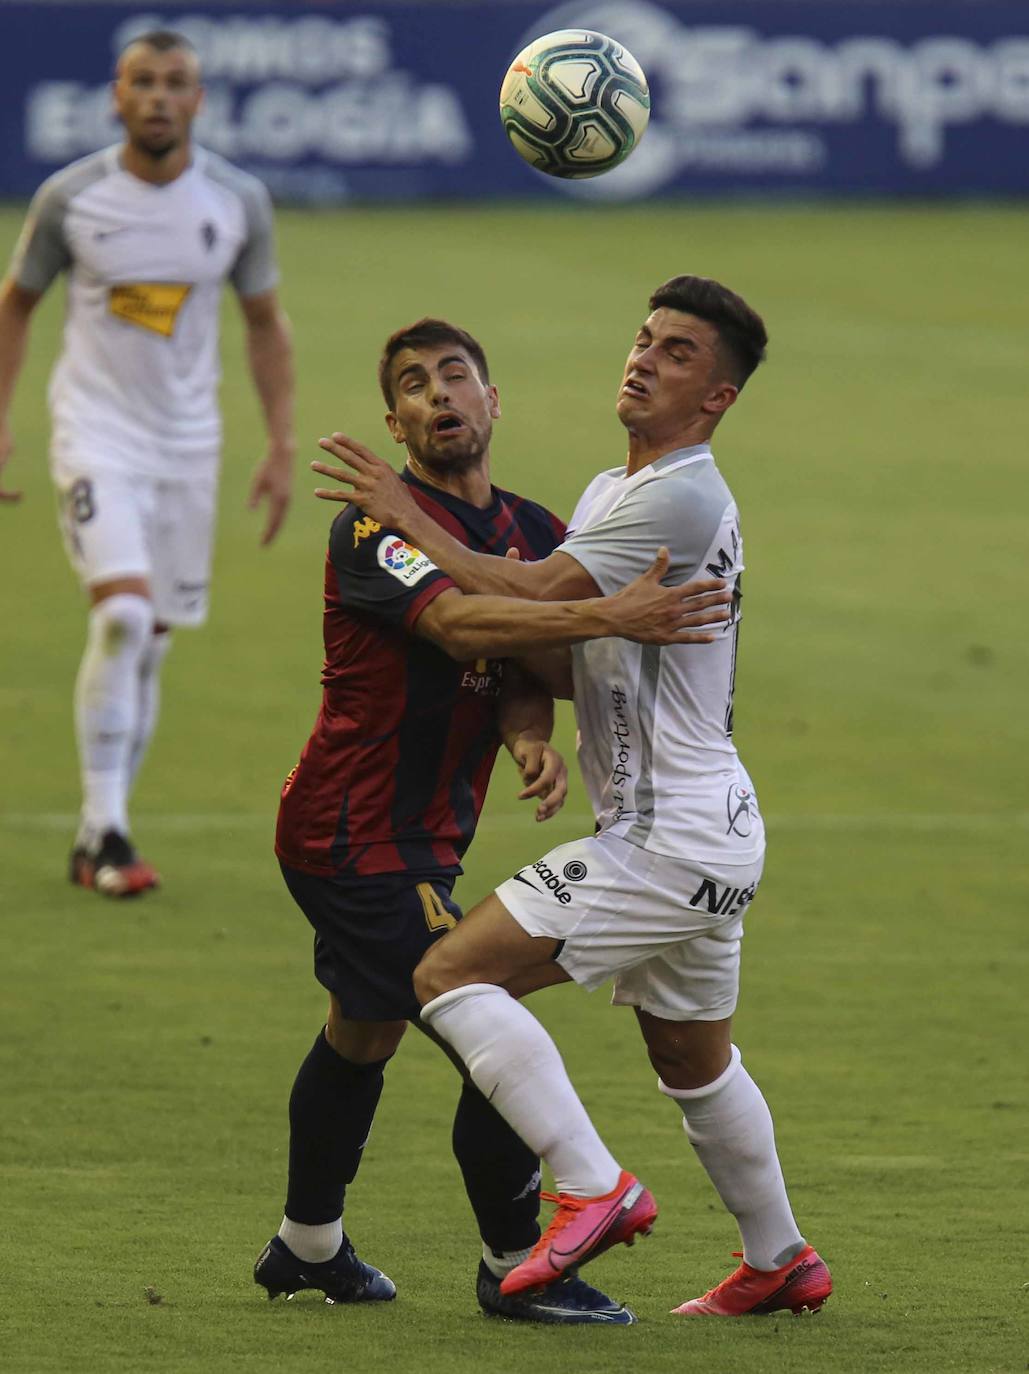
[
  {"left": 53, "top": 462, "right": 217, "bottom": 627},
  {"left": 495, "top": 830, "right": 765, "bottom": 1022}
]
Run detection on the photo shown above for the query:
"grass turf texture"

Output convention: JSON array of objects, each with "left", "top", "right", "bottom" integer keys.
[{"left": 0, "top": 203, "right": 1026, "bottom": 1373}]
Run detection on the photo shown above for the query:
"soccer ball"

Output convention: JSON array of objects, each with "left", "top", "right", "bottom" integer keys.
[{"left": 499, "top": 29, "right": 650, "bottom": 180}]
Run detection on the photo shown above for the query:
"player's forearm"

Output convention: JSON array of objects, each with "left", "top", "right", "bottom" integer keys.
[
  {"left": 0, "top": 291, "right": 33, "bottom": 421},
  {"left": 498, "top": 664, "right": 555, "bottom": 753},
  {"left": 434, "top": 592, "right": 614, "bottom": 660},
  {"left": 246, "top": 313, "right": 296, "bottom": 452}
]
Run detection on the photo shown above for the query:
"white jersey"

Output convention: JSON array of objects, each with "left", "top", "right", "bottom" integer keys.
[
  {"left": 9, "top": 145, "right": 277, "bottom": 478},
  {"left": 558, "top": 445, "right": 764, "bottom": 865}
]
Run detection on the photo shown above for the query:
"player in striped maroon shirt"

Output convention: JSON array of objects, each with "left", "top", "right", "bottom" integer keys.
[
  {"left": 274, "top": 469, "right": 566, "bottom": 881},
  {"left": 257, "top": 319, "right": 729, "bottom": 1321}
]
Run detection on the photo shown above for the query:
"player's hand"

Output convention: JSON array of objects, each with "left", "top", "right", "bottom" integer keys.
[
  {"left": 607, "top": 548, "right": 732, "bottom": 644},
  {"left": 248, "top": 442, "right": 294, "bottom": 545},
  {"left": 0, "top": 424, "right": 23, "bottom": 504},
  {"left": 312, "top": 434, "right": 420, "bottom": 531},
  {"left": 510, "top": 737, "right": 568, "bottom": 822}
]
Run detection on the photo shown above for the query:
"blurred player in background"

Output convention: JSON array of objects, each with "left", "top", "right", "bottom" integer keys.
[
  {"left": 0, "top": 30, "right": 295, "bottom": 897},
  {"left": 255, "top": 318, "right": 729, "bottom": 1321},
  {"left": 314, "top": 277, "right": 832, "bottom": 1318}
]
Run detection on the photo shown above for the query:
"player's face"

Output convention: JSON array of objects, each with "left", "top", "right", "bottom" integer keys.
[
  {"left": 616, "top": 309, "right": 737, "bottom": 438},
  {"left": 114, "top": 45, "right": 203, "bottom": 158},
  {"left": 385, "top": 345, "right": 500, "bottom": 473}
]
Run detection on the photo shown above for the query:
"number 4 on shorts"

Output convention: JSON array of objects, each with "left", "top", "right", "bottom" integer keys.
[{"left": 417, "top": 882, "right": 457, "bottom": 932}]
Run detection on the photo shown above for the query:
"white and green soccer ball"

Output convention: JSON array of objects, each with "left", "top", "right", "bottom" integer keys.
[{"left": 499, "top": 29, "right": 651, "bottom": 179}]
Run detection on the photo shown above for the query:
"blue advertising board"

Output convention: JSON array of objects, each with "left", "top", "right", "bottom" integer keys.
[{"left": 1, "top": 1, "right": 1027, "bottom": 201}]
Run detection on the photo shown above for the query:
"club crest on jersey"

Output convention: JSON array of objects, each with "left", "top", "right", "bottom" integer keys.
[
  {"left": 377, "top": 535, "right": 436, "bottom": 586},
  {"left": 109, "top": 283, "right": 192, "bottom": 338}
]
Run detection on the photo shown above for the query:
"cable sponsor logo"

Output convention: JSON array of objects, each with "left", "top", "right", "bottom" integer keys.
[{"left": 514, "top": 858, "right": 579, "bottom": 905}]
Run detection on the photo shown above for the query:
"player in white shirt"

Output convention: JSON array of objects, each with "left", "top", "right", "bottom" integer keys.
[
  {"left": 0, "top": 31, "right": 295, "bottom": 896},
  {"left": 312, "top": 276, "right": 831, "bottom": 1318}
]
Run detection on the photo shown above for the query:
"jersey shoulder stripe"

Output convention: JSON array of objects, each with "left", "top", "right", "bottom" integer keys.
[
  {"left": 195, "top": 147, "right": 277, "bottom": 297},
  {"left": 10, "top": 147, "right": 116, "bottom": 292}
]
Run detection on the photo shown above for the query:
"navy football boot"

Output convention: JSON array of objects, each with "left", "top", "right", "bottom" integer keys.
[
  {"left": 254, "top": 1235, "right": 396, "bottom": 1304},
  {"left": 476, "top": 1260, "right": 636, "bottom": 1324}
]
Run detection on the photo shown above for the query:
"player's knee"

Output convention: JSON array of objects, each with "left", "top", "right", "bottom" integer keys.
[
  {"left": 412, "top": 949, "right": 443, "bottom": 1006},
  {"left": 644, "top": 1033, "right": 731, "bottom": 1091},
  {"left": 324, "top": 1013, "right": 404, "bottom": 1064},
  {"left": 413, "top": 941, "right": 467, "bottom": 1006},
  {"left": 90, "top": 592, "right": 154, "bottom": 656}
]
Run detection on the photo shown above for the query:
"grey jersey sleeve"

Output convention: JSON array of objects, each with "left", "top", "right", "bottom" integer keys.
[
  {"left": 8, "top": 176, "right": 71, "bottom": 293},
  {"left": 202, "top": 152, "right": 280, "bottom": 297},
  {"left": 558, "top": 466, "right": 732, "bottom": 594},
  {"left": 230, "top": 175, "right": 279, "bottom": 297}
]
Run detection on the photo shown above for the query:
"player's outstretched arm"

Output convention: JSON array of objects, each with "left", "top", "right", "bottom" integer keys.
[
  {"left": 413, "top": 549, "right": 729, "bottom": 661},
  {"left": 240, "top": 289, "right": 296, "bottom": 544},
  {"left": 0, "top": 280, "right": 43, "bottom": 504}
]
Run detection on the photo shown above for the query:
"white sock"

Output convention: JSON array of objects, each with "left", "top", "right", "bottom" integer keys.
[
  {"left": 278, "top": 1216, "right": 343, "bottom": 1264},
  {"left": 481, "top": 1242, "right": 533, "bottom": 1279},
  {"left": 422, "top": 984, "right": 621, "bottom": 1198},
  {"left": 128, "top": 630, "right": 171, "bottom": 787},
  {"left": 660, "top": 1045, "right": 804, "bottom": 1271},
  {"left": 74, "top": 594, "right": 154, "bottom": 846}
]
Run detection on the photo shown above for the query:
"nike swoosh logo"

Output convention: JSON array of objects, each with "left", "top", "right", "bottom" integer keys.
[
  {"left": 94, "top": 227, "right": 130, "bottom": 240},
  {"left": 528, "top": 1303, "right": 626, "bottom": 1319},
  {"left": 549, "top": 1199, "right": 624, "bottom": 1260},
  {"left": 512, "top": 872, "right": 541, "bottom": 891},
  {"left": 550, "top": 1183, "right": 645, "bottom": 1262}
]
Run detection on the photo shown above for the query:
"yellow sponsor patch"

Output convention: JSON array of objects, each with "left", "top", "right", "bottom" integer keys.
[{"left": 109, "top": 283, "right": 192, "bottom": 337}]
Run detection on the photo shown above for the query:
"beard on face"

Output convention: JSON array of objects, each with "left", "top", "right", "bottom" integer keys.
[
  {"left": 411, "top": 421, "right": 490, "bottom": 475},
  {"left": 136, "top": 132, "right": 178, "bottom": 159}
]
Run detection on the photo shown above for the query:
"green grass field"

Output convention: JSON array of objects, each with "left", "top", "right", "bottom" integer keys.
[{"left": 1, "top": 203, "right": 1026, "bottom": 1374}]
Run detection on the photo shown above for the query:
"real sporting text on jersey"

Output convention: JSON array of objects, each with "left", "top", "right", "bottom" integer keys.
[
  {"left": 558, "top": 445, "right": 765, "bottom": 866},
  {"left": 275, "top": 471, "right": 565, "bottom": 880}
]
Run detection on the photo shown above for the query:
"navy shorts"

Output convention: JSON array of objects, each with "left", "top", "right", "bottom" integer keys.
[{"left": 280, "top": 864, "right": 463, "bottom": 1021}]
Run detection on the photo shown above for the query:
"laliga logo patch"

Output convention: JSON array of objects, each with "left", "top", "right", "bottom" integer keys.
[{"left": 377, "top": 536, "right": 436, "bottom": 586}]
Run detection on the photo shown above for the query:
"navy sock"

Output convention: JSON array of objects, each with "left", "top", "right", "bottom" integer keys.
[
  {"left": 284, "top": 1029, "right": 388, "bottom": 1225},
  {"left": 452, "top": 1079, "right": 541, "bottom": 1254}
]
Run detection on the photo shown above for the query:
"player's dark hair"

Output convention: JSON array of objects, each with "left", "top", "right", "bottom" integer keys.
[
  {"left": 379, "top": 319, "right": 490, "bottom": 407},
  {"left": 649, "top": 276, "right": 768, "bottom": 388},
  {"left": 120, "top": 29, "right": 198, "bottom": 58}
]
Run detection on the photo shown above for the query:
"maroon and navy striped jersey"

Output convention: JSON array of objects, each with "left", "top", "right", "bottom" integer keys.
[{"left": 275, "top": 470, "right": 566, "bottom": 880}]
